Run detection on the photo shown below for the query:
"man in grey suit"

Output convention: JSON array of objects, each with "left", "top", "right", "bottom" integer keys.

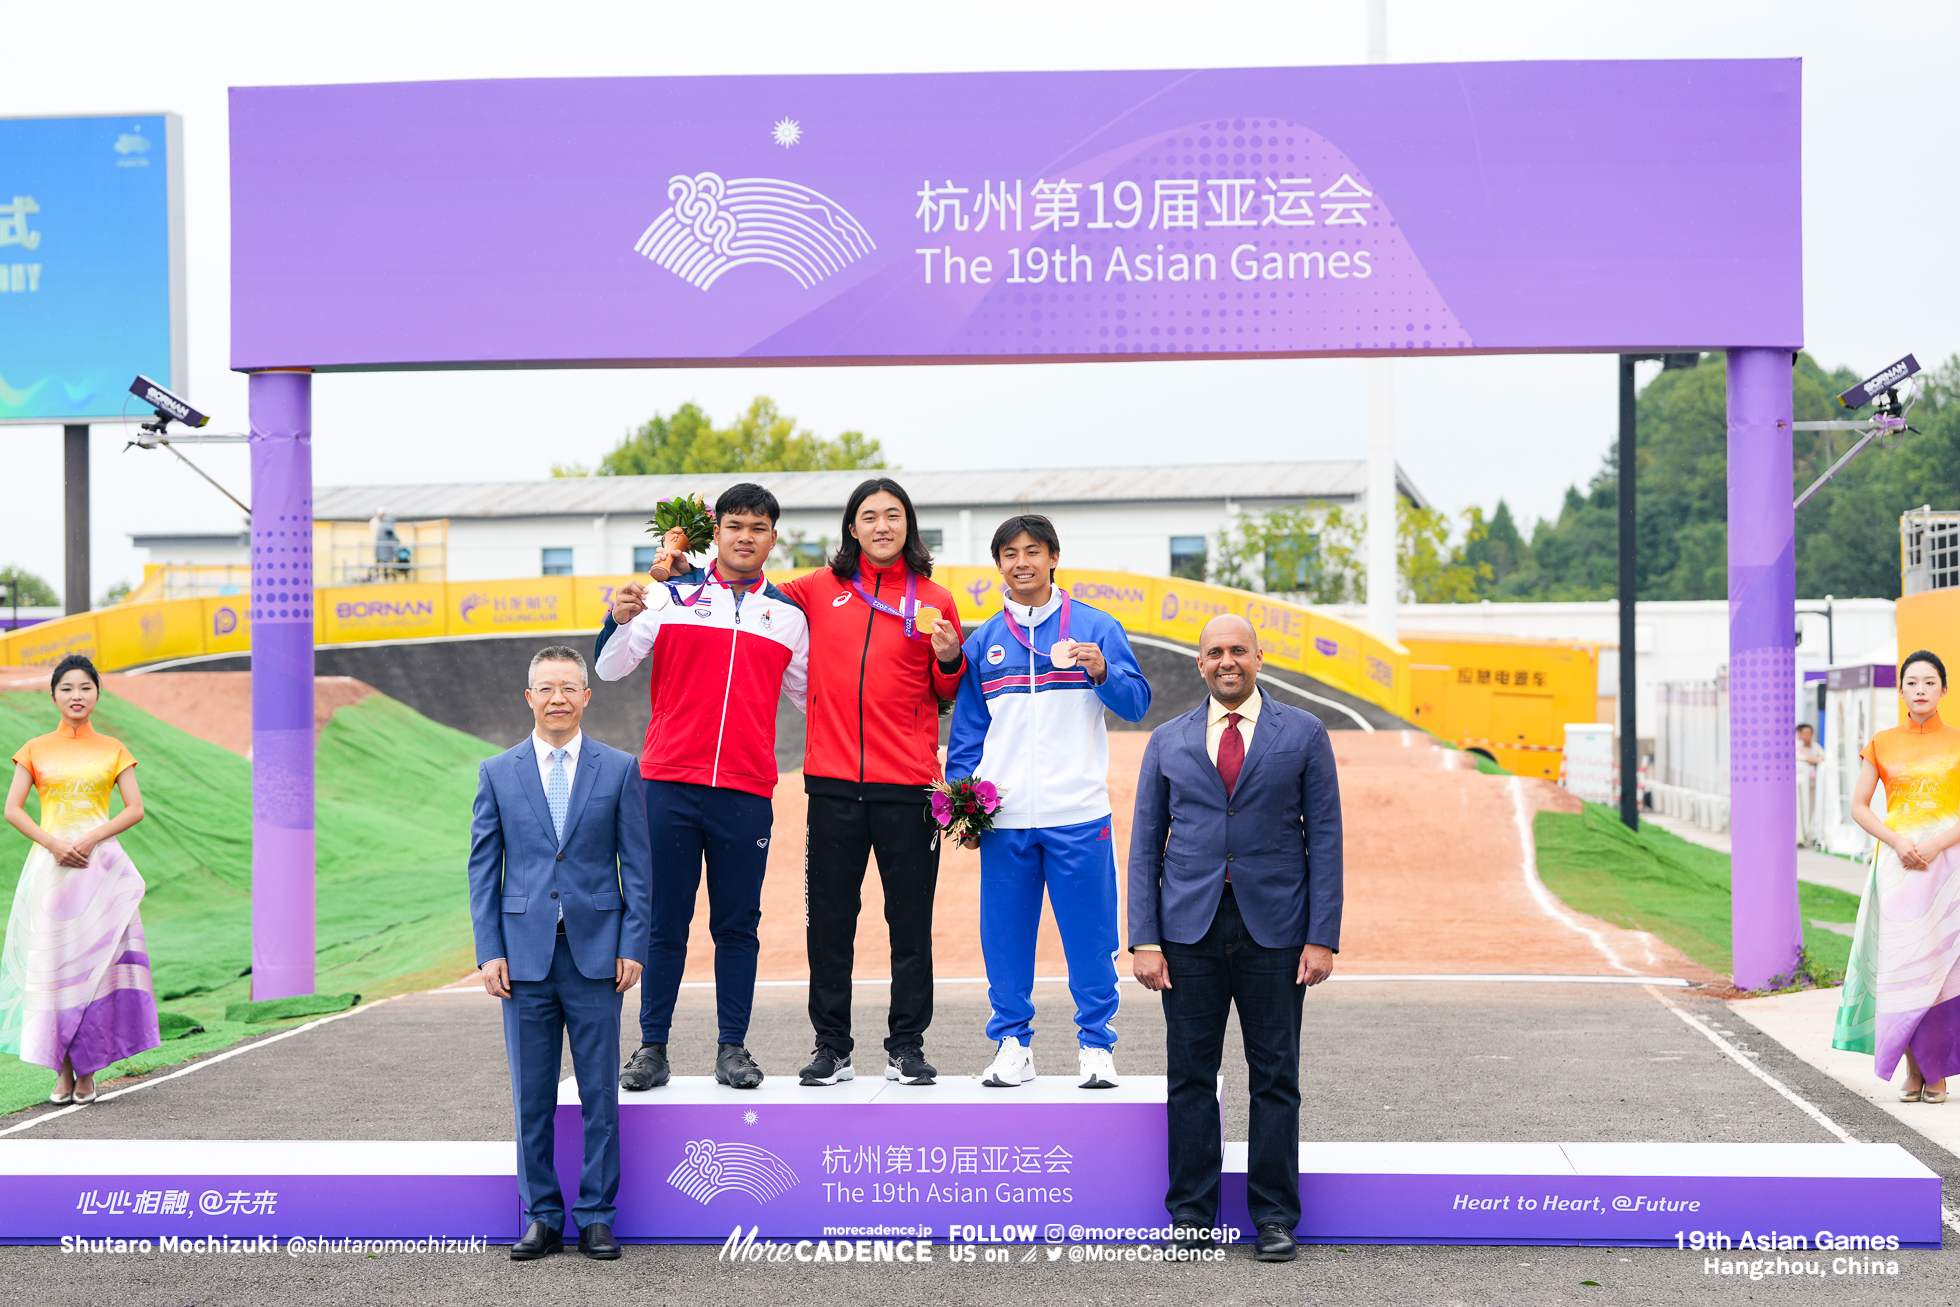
[
  {"left": 1129, "top": 614, "right": 1343, "bottom": 1264},
  {"left": 469, "top": 645, "right": 651, "bottom": 1261}
]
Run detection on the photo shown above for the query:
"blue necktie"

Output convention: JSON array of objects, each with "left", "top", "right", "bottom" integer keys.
[
  {"left": 547, "top": 748, "right": 569, "bottom": 843},
  {"left": 548, "top": 748, "right": 569, "bottom": 925}
]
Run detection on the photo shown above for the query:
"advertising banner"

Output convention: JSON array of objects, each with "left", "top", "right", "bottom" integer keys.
[
  {"left": 95, "top": 598, "right": 207, "bottom": 669},
  {"left": 0, "top": 114, "right": 185, "bottom": 421},
  {"left": 316, "top": 584, "right": 445, "bottom": 644},
  {"left": 447, "top": 578, "right": 575, "bottom": 635},
  {"left": 231, "top": 62, "right": 1801, "bottom": 371}
]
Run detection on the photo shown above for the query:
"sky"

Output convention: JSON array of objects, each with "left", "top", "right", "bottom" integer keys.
[{"left": 2, "top": 0, "right": 1955, "bottom": 603}]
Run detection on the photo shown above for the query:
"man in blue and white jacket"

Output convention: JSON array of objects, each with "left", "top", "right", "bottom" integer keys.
[{"left": 947, "top": 514, "right": 1151, "bottom": 1090}]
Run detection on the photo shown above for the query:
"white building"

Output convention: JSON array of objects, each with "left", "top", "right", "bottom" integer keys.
[
  {"left": 1325, "top": 598, "right": 1897, "bottom": 739},
  {"left": 297, "top": 462, "right": 1427, "bottom": 583}
]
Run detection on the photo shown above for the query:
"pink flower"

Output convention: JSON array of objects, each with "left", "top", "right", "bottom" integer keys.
[
  {"left": 975, "top": 780, "right": 998, "bottom": 805},
  {"left": 930, "top": 792, "right": 953, "bottom": 824}
]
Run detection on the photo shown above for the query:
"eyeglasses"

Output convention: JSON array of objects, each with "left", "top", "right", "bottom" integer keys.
[{"left": 529, "top": 683, "right": 586, "bottom": 700}]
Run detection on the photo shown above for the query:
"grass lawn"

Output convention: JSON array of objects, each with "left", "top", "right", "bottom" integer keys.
[
  {"left": 1535, "top": 800, "right": 1862, "bottom": 983},
  {"left": 0, "top": 689, "right": 496, "bottom": 1116}
]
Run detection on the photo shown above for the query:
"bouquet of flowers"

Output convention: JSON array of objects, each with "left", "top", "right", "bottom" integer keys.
[
  {"left": 927, "top": 776, "right": 1004, "bottom": 842},
  {"left": 646, "top": 492, "right": 716, "bottom": 556}
]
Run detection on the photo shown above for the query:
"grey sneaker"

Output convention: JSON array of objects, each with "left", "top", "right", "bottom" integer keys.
[
  {"left": 619, "top": 1043, "right": 670, "bottom": 1091},
  {"left": 885, "top": 1044, "right": 937, "bottom": 1085},
  {"left": 800, "top": 1047, "right": 855, "bottom": 1086},
  {"left": 715, "top": 1043, "right": 764, "bottom": 1089}
]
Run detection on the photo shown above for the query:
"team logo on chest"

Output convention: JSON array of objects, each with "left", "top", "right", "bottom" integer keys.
[
  {"left": 759, "top": 608, "right": 773, "bottom": 631},
  {"left": 831, "top": 592, "right": 851, "bottom": 607},
  {"left": 693, "top": 605, "right": 714, "bottom": 619},
  {"left": 987, "top": 644, "right": 1005, "bottom": 665}
]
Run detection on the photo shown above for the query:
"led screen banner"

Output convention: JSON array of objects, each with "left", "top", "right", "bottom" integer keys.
[
  {"left": 0, "top": 113, "right": 186, "bottom": 421},
  {"left": 229, "top": 61, "right": 1800, "bottom": 372}
]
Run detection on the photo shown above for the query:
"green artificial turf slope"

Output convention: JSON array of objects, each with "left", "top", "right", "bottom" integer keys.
[
  {"left": 1534, "top": 800, "right": 1862, "bottom": 981},
  {"left": 0, "top": 689, "right": 497, "bottom": 1114}
]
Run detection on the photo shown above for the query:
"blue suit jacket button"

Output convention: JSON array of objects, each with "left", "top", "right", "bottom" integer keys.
[
  {"left": 1226, "top": 854, "right": 1236, "bottom": 862},
  {"left": 556, "top": 853, "right": 563, "bottom": 861},
  {"left": 550, "top": 891, "right": 558, "bottom": 898}
]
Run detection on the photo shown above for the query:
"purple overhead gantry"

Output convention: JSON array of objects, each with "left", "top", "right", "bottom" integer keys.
[{"left": 230, "top": 59, "right": 1806, "bottom": 994}]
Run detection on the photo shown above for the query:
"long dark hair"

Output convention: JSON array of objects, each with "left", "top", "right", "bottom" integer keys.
[{"left": 829, "top": 477, "right": 934, "bottom": 580}]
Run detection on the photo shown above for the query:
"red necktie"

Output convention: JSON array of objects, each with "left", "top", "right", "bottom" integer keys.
[
  {"left": 1219, "top": 712, "right": 1243, "bottom": 883},
  {"left": 1218, "top": 711, "right": 1245, "bottom": 796}
]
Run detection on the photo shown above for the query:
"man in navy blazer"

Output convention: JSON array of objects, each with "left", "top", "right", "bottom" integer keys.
[
  {"left": 469, "top": 646, "right": 652, "bottom": 1261},
  {"left": 1128, "top": 615, "right": 1343, "bottom": 1264}
]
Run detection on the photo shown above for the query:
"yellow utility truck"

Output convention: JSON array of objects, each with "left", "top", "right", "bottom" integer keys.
[{"left": 1403, "top": 632, "right": 1604, "bottom": 779}]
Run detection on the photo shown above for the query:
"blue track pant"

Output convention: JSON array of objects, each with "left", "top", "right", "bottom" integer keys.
[
  {"left": 978, "top": 817, "right": 1121, "bottom": 1050},
  {"left": 640, "top": 778, "right": 772, "bottom": 1047}
]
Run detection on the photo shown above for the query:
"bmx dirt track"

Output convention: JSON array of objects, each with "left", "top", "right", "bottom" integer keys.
[{"left": 2, "top": 666, "right": 1709, "bottom": 984}]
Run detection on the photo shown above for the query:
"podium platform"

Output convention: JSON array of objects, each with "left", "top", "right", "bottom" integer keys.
[
  {"left": 559, "top": 1077, "right": 1944, "bottom": 1248},
  {"left": 0, "top": 1078, "right": 1938, "bottom": 1246}
]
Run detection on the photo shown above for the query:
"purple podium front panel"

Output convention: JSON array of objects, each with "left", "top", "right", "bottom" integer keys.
[
  {"left": 554, "top": 1077, "right": 1168, "bottom": 1243},
  {"left": 0, "top": 1141, "right": 517, "bottom": 1244},
  {"left": 1217, "top": 1143, "right": 1940, "bottom": 1248},
  {"left": 248, "top": 368, "right": 316, "bottom": 1001},
  {"left": 230, "top": 61, "right": 1801, "bottom": 371}
]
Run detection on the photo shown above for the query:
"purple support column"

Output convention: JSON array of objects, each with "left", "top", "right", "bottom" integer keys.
[
  {"left": 1728, "top": 348, "right": 1800, "bottom": 990},
  {"left": 249, "top": 369, "right": 316, "bottom": 1001}
]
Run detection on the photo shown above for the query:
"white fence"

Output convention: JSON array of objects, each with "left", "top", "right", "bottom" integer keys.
[{"left": 1651, "top": 677, "right": 1730, "bottom": 833}]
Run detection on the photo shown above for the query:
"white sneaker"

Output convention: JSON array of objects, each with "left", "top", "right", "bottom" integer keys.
[
  {"left": 979, "top": 1039, "right": 1036, "bottom": 1087},
  {"left": 1077, "top": 1046, "right": 1118, "bottom": 1089}
]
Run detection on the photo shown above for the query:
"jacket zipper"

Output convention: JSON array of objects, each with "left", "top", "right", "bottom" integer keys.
[
  {"left": 856, "top": 573, "right": 876, "bottom": 789},
  {"left": 710, "top": 587, "right": 740, "bottom": 787}
]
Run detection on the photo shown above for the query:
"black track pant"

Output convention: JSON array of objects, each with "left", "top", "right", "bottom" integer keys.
[{"left": 805, "top": 795, "right": 940, "bottom": 1056}]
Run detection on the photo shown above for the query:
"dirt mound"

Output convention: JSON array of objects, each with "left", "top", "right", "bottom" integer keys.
[
  {"left": 701, "top": 726, "right": 1703, "bottom": 991},
  {"left": 0, "top": 667, "right": 378, "bottom": 757}
]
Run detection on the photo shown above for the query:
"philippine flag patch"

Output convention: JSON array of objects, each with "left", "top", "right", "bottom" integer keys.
[{"left": 987, "top": 644, "right": 1005, "bottom": 665}]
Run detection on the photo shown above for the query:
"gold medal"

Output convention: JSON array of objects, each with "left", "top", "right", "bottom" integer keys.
[
  {"left": 914, "top": 604, "right": 942, "bottom": 635},
  {"left": 1050, "top": 640, "right": 1077, "bottom": 668}
]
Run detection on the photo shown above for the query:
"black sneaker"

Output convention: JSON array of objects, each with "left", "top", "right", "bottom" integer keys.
[
  {"left": 885, "top": 1044, "right": 937, "bottom": 1085},
  {"left": 799, "top": 1047, "right": 855, "bottom": 1086},
  {"left": 714, "top": 1043, "right": 764, "bottom": 1089},
  {"left": 619, "top": 1043, "right": 670, "bottom": 1091}
]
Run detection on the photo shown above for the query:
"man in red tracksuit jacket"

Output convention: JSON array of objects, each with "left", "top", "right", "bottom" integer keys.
[{"left": 777, "top": 477, "right": 965, "bottom": 1087}]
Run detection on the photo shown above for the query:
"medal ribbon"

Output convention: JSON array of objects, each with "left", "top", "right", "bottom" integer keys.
[
  {"left": 665, "top": 560, "right": 761, "bottom": 610},
  {"left": 1001, "top": 590, "right": 1071, "bottom": 656},
  {"left": 850, "top": 568, "right": 921, "bottom": 639}
]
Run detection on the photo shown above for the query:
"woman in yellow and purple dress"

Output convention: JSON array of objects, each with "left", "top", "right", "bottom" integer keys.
[
  {"left": 1835, "top": 649, "right": 1960, "bottom": 1103},
  {"left": 1, "top": 654, "right": 160, "bottom": 1104}
]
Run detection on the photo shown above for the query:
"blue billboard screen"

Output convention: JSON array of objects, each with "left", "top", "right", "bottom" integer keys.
[{"left": 0, "top": 113, "right": 183, "bottom": 422}]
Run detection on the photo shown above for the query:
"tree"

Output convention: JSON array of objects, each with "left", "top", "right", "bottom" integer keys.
[
  {"left": 0, "top": 566, "right": 58, "bottom": 607},
  {"left": 1210, "top": 501, "right": 1488, "bottom": 603},
  {"left": 555, "top": 397, "right": 888, "bottom": 477},
  {"left": 1470, "top": 350, "right": 1958, "bottom": 602}
]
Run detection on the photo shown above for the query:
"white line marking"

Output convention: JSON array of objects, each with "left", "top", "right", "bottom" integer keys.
[
  {"left": 1124, "top": 635, "right": 1376, "bottom": 732},
  {"left": 0, "top": 995, "right": 403, "bottom": 1138},
  {"left": 1508, "top": 776, "right": 1638, "bottom": 975}
]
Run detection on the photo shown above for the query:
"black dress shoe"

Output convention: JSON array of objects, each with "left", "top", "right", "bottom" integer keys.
[
  {"left": 509, "top": 1220, "right": 562, "bottom": 1260},
  {"left": 620, "top": 1043, "right": 670, "bottom": 1091},
  {"left": 715, "top": 1043, "right": 764, "bottom": 1089},
  {"left": 1254, "top": 1222, "right": 1298, "bottom": 1262},
  {"left": 1164, "top": 1210, "right": 1217, "bottom": 1253},
  {"left": 578, "top": 1221, "right": 621, "bottom": 1260}
]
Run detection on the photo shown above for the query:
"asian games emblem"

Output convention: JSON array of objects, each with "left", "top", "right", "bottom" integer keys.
[
  {"left": 633, "top": 167, "right": 875, "bottom": 292},
  {"left": 667, "top": 1139, "right": 799, "bottom": 1205}
]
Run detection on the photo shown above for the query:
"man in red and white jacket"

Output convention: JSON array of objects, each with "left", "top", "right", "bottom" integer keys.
[
  {"left": 777, "top": 477, "right": 965, "bottom": 1088},
  {"left": 595, "top": 484, "right": 808, "bottom": 1091}
]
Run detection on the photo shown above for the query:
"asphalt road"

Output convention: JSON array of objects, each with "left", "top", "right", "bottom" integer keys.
[{"left": 4, "top": 978, "right": 1957, "bottom": 1304}]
